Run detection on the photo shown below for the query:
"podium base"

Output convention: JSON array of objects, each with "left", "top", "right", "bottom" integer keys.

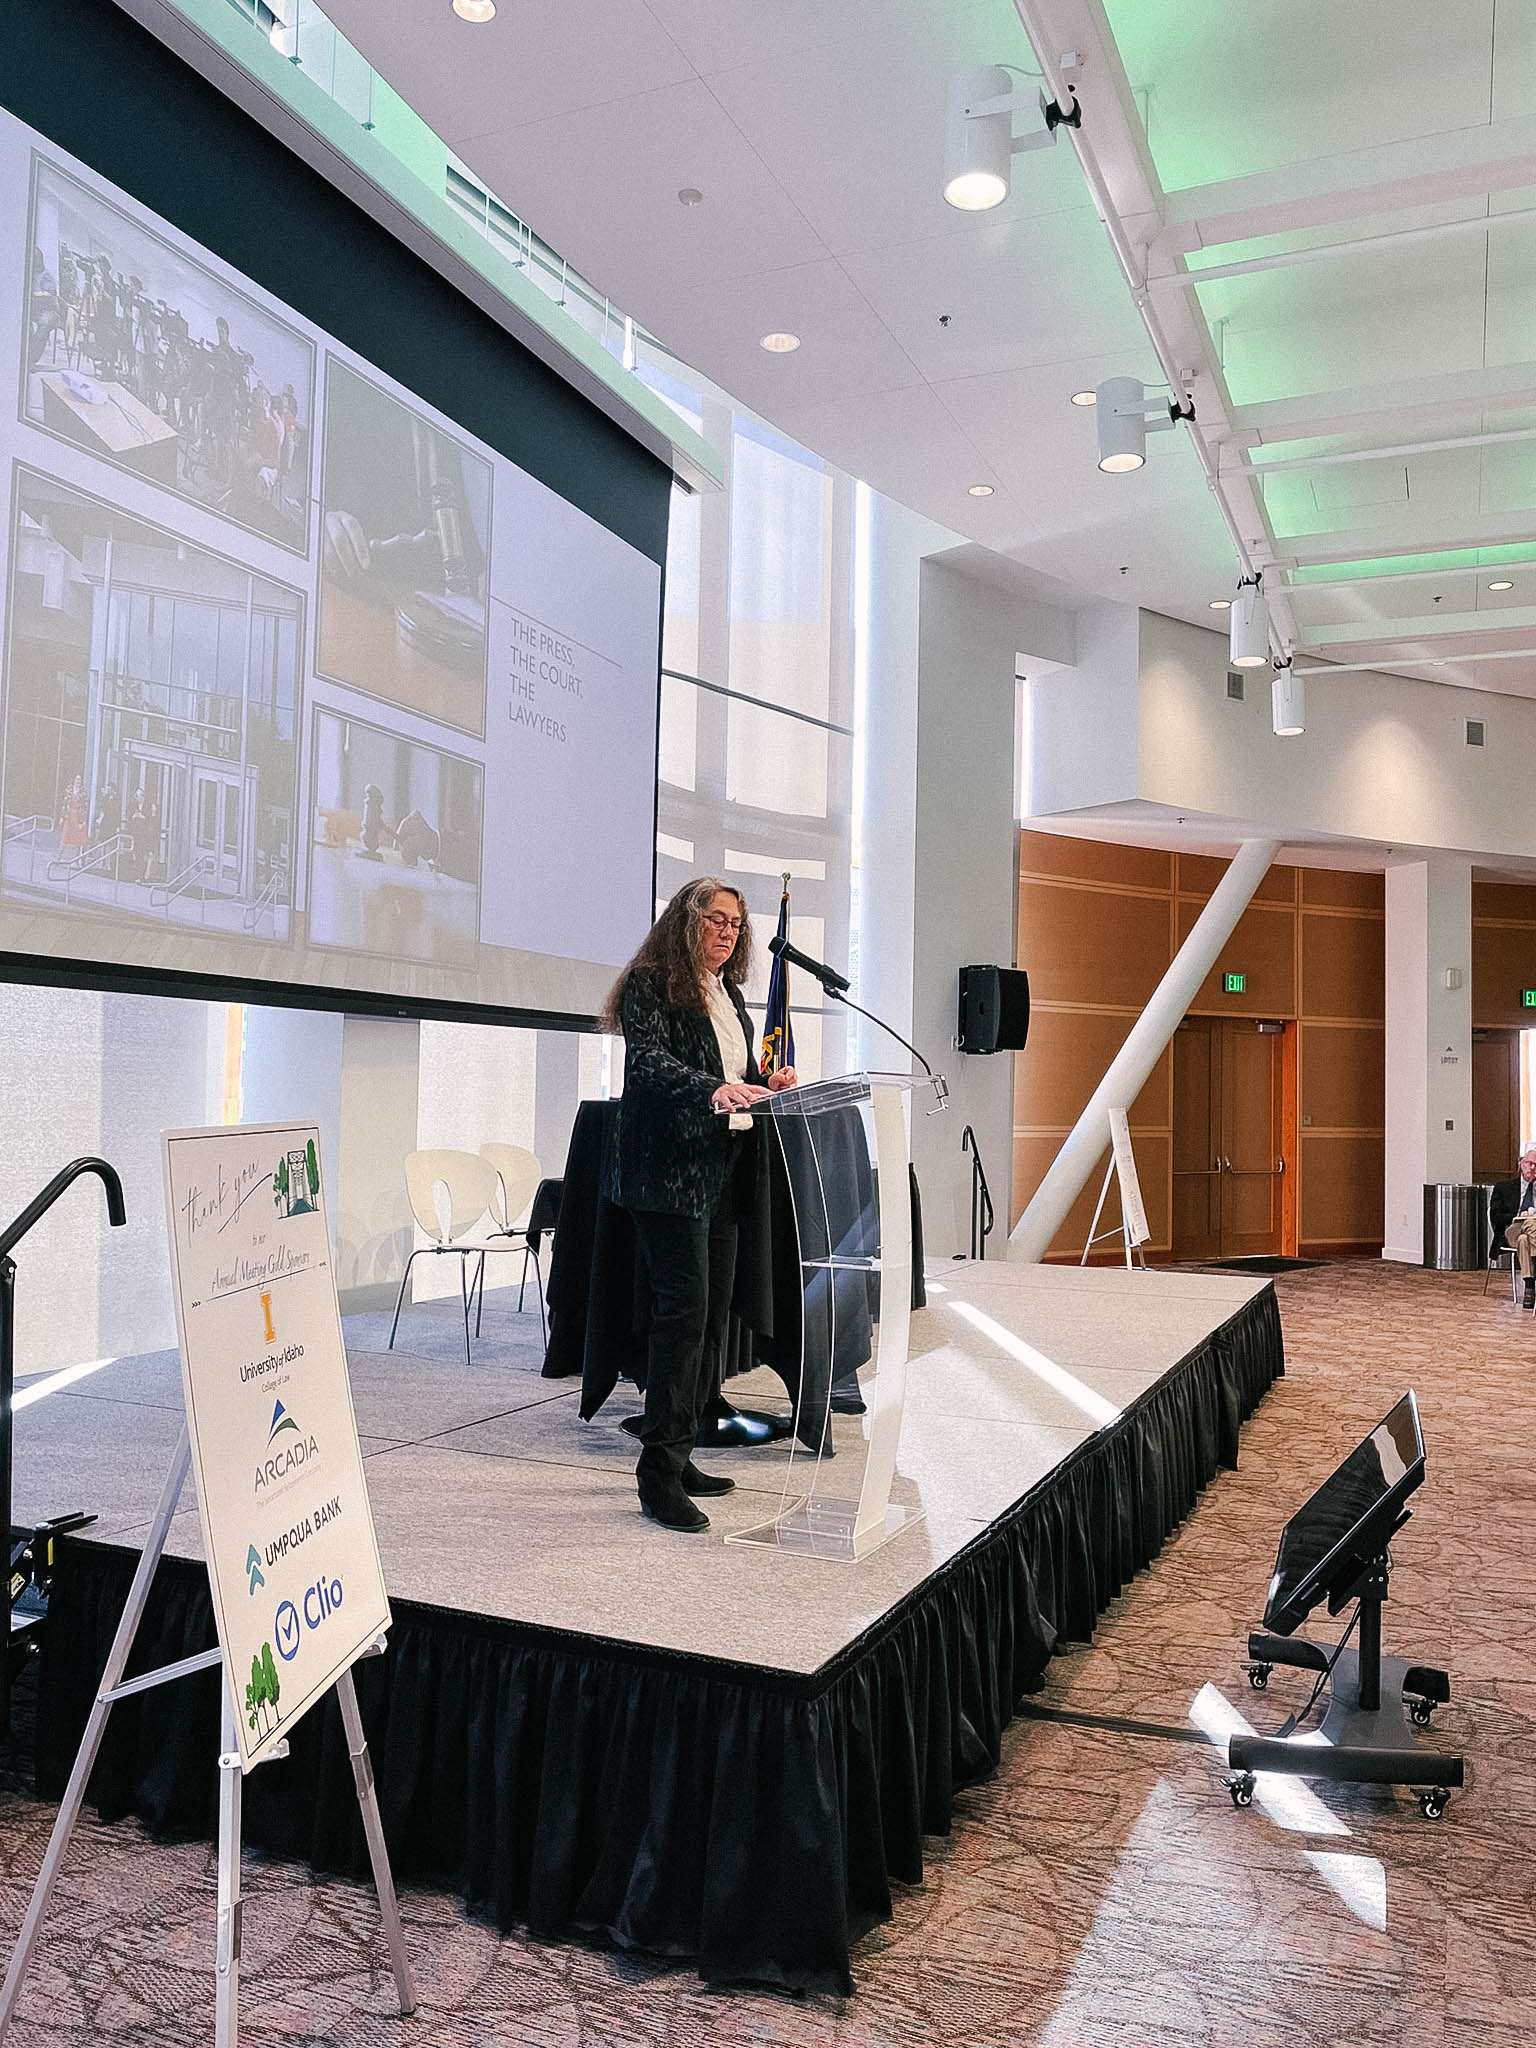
[{"left": 726, "top": 1497, "right": 925, "bottom": 1563}]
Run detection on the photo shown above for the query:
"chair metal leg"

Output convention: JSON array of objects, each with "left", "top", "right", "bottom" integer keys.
[
  {"left": 473, "top": 1251, "right": 486, "bottom": 1339},
  {"left": 460, "top": 1255, "right": 473, "bottom": 1366},
  {"left": 387, "top": 1249, "right": 423, "bottom": 1350},
  {"left": 517, "top": 1249, "right": 529, "bottom": 1315},
  {"left": 531, "top": 1245, "right": 547, "bottom": 1347}
]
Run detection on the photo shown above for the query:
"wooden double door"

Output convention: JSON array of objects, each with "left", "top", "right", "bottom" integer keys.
[{"left": 1173, "top": 1017, "right": 1287, "bottom": 1260}]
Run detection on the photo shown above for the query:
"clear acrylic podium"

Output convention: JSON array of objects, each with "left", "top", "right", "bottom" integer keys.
[{"left": 726, "top": 1072, "right": 927, "bottom": 1563}]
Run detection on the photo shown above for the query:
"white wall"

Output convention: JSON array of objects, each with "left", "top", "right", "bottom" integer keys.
[
  {"left": 335, "top": 1014, "right": 420, "bottom": 1314},
  {"left": 1383, "top": 860, "right": 1473, "bottom": 1264},
  {"left": 909, "top": 559, "right": 1031, "bottom": 1257},
  {"left": 240, "top": 1005, "right": 345, "bottom": 1252},
  {"left": 1026, "top": 602, "right": 1139, "bottom": 818}
]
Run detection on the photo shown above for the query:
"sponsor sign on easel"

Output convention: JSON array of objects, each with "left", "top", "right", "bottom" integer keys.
[
  {"left": 1107, "top": 1106, "right": 1150, "bottom": 1248},
  {"left": 163, "top": 1121, "right": 390, "bottom": 1770}
]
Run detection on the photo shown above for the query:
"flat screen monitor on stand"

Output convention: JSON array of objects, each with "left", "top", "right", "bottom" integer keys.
[{"left": 1225, "top": 1390, "right": 1465, "bottom": 1819}]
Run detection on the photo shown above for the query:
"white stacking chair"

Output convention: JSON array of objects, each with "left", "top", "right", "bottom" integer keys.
[
  {"left": 388, "top": 1148, "right": 499, "bottom": 1365},
  {"left": 473, "top": 1144, "right": 548, "bottom": 1344}
]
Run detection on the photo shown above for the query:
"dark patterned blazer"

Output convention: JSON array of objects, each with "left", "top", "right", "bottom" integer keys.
[
  {"left": 609, "top": 966, "right": 763, "bottom": 1219},
  {"left": 1489, "top": 1174, "right": 1535, "bottom": 1258}
]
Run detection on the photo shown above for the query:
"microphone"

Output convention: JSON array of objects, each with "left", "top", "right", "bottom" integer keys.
[{"left": 768, "top": 931, "right": 850, "bottom": 993}]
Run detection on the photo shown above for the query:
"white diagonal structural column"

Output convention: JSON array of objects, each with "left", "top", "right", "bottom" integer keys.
[{"left": 1011, "top": 839, "right": 1281, "bottom": 1263}]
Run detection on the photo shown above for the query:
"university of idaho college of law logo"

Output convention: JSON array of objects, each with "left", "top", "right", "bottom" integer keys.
[{"left": 255, "top": 1398, "right": 318, "bottom": 1493}]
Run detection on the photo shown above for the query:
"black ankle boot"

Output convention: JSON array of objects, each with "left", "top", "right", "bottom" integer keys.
[
  {"left": 681, "top": 1461, "right": 735, "bottom": 1497},
  {"left": 639, "top": 1483, "right": 709, "bottom": 1532}
]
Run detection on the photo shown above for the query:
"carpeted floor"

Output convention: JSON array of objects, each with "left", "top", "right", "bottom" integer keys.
[{"left": 0, "top": 1259, "right": 1531, "bottom": 2046}]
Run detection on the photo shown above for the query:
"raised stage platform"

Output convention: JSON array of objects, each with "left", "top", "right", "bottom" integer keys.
[{"left": 18, "top": 1261, "right": 1282, "bottom": 1993}]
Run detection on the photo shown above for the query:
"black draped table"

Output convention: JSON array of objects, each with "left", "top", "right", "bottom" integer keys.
[{"left": 35, "top": 1284, "right": 1282, "bottom": 1994}]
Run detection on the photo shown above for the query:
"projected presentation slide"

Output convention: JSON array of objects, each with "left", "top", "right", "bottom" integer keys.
[{"left": 0, "top": 110, "right": 662, "bottom": 1020}]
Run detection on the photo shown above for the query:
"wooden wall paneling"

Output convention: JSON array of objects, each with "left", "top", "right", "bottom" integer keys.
[
  {"left": 1299, "top": 1132, "right": 1385, "bottom": 1243},
  {"left": 1299, "top": 1022, "right": 1385, "bottom": 1131},
  {"left": 1019, "top": 881, "right": 1174, "bottom": 1009},
  {"left": 1300, "top": 909, "right": 1385, "bottom": 1021},
  {"left": 1015, "top": 1009, "right": 1172, "bottom": 1133},
  {"left": 1179, "top": 898, "right": 1297, "bottom": 1016},
  {"left": 1019, "top": 831, "right": 1173, "bottom": 891},
  {"left": 1472, "top": 917, "right": 1536, "bottom": 1029},
  {"left": 1471, "top": 1031, "right": 1519, "bottom": 1180},
  {"left": 1301, "top": 868, "right": 1385, "bottom": 911},
  {"left": 1472, "top": 881, "right": 1536, "bottom": 924},
  {"left": 1281, "top": 1019, "right": 1299, "bottom": 1255}
]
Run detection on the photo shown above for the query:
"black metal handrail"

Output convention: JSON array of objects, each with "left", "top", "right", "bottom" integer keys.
[
  {"left": 961, "top": 1125, "right": 995, "bottom": 1263},
  {"left": 1, "top": 1159, "right": 126, "bottom": 1738}
]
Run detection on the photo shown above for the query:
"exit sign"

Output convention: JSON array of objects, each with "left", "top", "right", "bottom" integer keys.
[
  {"left": 1523, "top": 990, "right": 1536, "bottom": 1009},
  {"left": 1223, "top": 972, "right": 1246, "bottom": 994}
]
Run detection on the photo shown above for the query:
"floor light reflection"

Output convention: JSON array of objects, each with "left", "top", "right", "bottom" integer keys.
[
  {"left": 1188, "top": 1682, "right": 1349, "bottom": 1837},
  {"left": 12, "top": 1356, "right": 121, "bottom": 1411},
  {"left": 950, "top": 1300, "right": 1121, "bottom": 1425},
  {"left": 1305, "top": 1850, "right": 1388, "bottom": 1930}
]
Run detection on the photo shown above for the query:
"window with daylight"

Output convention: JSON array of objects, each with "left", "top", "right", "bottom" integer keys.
[{"left": 655, "top": 396, "right": 856, "bottom": 1082}]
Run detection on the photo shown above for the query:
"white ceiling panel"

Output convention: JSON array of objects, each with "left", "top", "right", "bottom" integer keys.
[
  {"left": 645, "top": 0, "right": 928, "bottom": 77},
  {"left": 455, "top": 79, "right": 830, "bottom": 316},
  {"left": 644, "top": 260, "right": 923, "bottom": 421},
  {"left": 321, "top": 0, "right": 694, "bottom": 144},
  {"left": 702, "top": 0, "right": 1086, "bottom": 258},
  {"left": 838, "top": 207, "right": 1145, "bottom": 384}
]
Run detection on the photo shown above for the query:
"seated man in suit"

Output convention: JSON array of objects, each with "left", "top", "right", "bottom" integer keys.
[{"left": 1489, "top": 1146, "right": 1536, "bottom": 1307}]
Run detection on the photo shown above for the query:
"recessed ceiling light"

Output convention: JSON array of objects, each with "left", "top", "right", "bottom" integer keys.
[
  {"left": 1208, "top": 598, "right": 1231, "bottom": 610},
  {"left": 677, "top": 187, "right": 704, "bottom": 207},
  {"left": 759, "top": 332, "right": 800, "bottom": 353},
  {"left": 451, "top": 0, "right": 496, "bottom": 20},
  {"left": 968, "top": 483, "right": 995, "bottom": 497},
  {"left": 1489, "top": 578, "right": 1515, "bottom": 591},
  {"left": 1070, "top": 390, "right": 1097, "bottom": 406}
]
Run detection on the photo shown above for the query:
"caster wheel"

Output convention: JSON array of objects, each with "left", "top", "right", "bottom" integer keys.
[
  {"left": 1419, "top": 1789, "right": 1448, "bottom": 1820},
  {"left": 1227, "top": 1773, "right": 1256, "bottom": 1809},
  {"left": 1409, "top": 1699, "right": 1434, "bottom": 1727},
  {"left": 1247, "top": 1665, "right": 1271, "bottom": 1692}
]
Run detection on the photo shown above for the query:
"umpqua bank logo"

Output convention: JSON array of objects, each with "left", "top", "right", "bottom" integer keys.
[{"left": 255, "top": 1398, "right": 318, "bottom": 1493}]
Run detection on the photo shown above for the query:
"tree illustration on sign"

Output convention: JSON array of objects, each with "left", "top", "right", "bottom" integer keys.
[
  {"left": 245, "top": 1640, "right": 281, "bottom": 1735},
  {"left": 305, "top": 1138, "right": 320, "bottom": 1207},
  {"left": 272, "top": 1154, "right": 289, "bottom": 1211}
]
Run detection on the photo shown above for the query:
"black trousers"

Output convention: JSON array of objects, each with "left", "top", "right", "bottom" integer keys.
[{"left": 629, "top": 1146, "right": 747, "bottom": 1495}]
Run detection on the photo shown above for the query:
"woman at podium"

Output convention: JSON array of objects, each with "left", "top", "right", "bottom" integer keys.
[{"left": 601, "top": 878, "right": 797, "bottom": 1532}]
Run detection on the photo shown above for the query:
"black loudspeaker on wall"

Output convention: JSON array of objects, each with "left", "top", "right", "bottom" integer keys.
[{"left": 957, "top": 966, "right": 1030, "bottom": 1055}]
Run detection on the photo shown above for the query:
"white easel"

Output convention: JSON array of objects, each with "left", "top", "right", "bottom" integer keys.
[
  {"left": 0, "top": 1427, "right": 415, "bottom": 2045},
  {"left": 1080, "top": 1105, "right": 1151, "bottom": 1270}
]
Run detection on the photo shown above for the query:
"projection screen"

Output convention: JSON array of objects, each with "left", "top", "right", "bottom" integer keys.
[{"left": 1, "top": 110, "right": 664, "bottom": 1022}]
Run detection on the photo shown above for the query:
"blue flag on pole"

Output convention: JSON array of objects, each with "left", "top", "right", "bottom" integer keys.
[{"left": 761, "top": 878, "right": 795, "bottom": 1075}]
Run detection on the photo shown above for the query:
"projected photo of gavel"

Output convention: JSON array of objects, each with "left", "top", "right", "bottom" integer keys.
[{"left": 317, "top": 359, "right": 491, "bottom": 737}]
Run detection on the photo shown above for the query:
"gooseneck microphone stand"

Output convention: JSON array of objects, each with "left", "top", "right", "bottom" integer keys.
[
  {"left": 827, "top": 988, "right": 949, "bottom": 1108},
  {"left": 0, "top": 1158, "right": 126, "bottom": 1740}
]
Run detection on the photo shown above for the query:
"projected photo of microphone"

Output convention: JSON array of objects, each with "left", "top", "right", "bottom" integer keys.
[{"left": 317, "top": 360, "right": 490, "bottom": 739}]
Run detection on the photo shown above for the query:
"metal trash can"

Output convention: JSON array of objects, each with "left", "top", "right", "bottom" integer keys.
[{"left": 1422, "top": 1183, "right": 1489, "bottom": 1271}]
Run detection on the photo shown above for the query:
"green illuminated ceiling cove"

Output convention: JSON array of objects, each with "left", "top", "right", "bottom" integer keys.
[{"left": 1289, "top": 543, "right": 1536, "bottom": 582}]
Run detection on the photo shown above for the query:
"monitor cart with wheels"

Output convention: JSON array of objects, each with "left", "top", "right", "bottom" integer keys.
[{"left": 1224, "top": 1389, "right": 1464, "bottom": 1820}]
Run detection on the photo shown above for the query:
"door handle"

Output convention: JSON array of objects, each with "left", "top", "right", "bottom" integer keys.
[
  {"left": 1222, "top": 1156, "right": 1232, "bottom": 1173},
  {"left": 1276, "top": 1156, "right": 1285, "bottom": 1174}
]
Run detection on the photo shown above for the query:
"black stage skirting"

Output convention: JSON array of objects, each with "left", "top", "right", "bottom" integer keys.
[{"left": 34, "top": 1285, "right": 1282, "bottom": 1995}]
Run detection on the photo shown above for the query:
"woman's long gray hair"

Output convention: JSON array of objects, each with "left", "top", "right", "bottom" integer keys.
[{"left": 599, "top": 876, "right": 752, "bottom": 1028}]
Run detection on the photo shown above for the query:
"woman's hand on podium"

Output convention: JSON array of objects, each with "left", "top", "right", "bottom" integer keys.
[
  {"left": 712, "top": 1080, "right": 772, "bottom": 1113},
  {"left": 764, "top": 1068, "right": 798, "bottom": 1093}
]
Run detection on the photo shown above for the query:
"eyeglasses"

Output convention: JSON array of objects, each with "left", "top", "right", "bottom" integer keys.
[{"left": 701, "top": 912, "right": 743, "bottom": 935}]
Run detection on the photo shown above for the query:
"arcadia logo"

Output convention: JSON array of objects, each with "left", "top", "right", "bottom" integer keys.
[
  {"left": 255, "top": 1401, "right": 318, "bottom": 1493},
  {"left": 267, "top": 1399, "right": 299, "bottom": 1447}
]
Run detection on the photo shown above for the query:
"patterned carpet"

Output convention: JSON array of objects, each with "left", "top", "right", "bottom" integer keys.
[{"left": 0, "top": 1259, "right": 1531, "bottom": 2046}]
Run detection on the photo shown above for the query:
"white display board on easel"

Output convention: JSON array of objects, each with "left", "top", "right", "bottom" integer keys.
[
  {"left": 0, "top": 1122, "right": 414, "bottom": 2048},
  {"left": 1081, "top": 1106, "right": 1150, "bottom": 1269},
  {"left": 163, "top": 1121, "right": 391, "bottom": 1769}
]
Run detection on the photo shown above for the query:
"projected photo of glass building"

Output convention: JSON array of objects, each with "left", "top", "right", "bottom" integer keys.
[{"left": 1, "top": 468, "right": 300, "bottom": 937}]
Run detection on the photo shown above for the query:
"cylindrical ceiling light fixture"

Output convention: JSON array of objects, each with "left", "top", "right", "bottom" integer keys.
[
  {"left": 1095, "top": 376, "right": 1147, "bottom": 471},
  {"left": 943, "top": 67, "right": 1012, "bottom": 210},
  {"left": 1229, "top": 579, "right": 1270, "bottom": 667},
  {"left": 1271, "top": 658, "right": 1305, "bottom": 736}
]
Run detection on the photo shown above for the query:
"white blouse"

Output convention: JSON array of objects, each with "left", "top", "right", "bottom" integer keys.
[{"left": 704, "top": 973, "right": 752, "bottom": 1131}]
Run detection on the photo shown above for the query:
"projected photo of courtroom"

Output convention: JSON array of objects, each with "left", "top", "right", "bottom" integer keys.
[
  {"left": 23, "top": 158, "right": 313, "bottom": 551},
  {"left": 317, "top": 360, "right": 489, "bottom": 737},
  {"left": 1, "top": 469, "right": 300, "bottom": 938},
  {"left": 308, "top": 707, "right": 481, "bottom": 967}
]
